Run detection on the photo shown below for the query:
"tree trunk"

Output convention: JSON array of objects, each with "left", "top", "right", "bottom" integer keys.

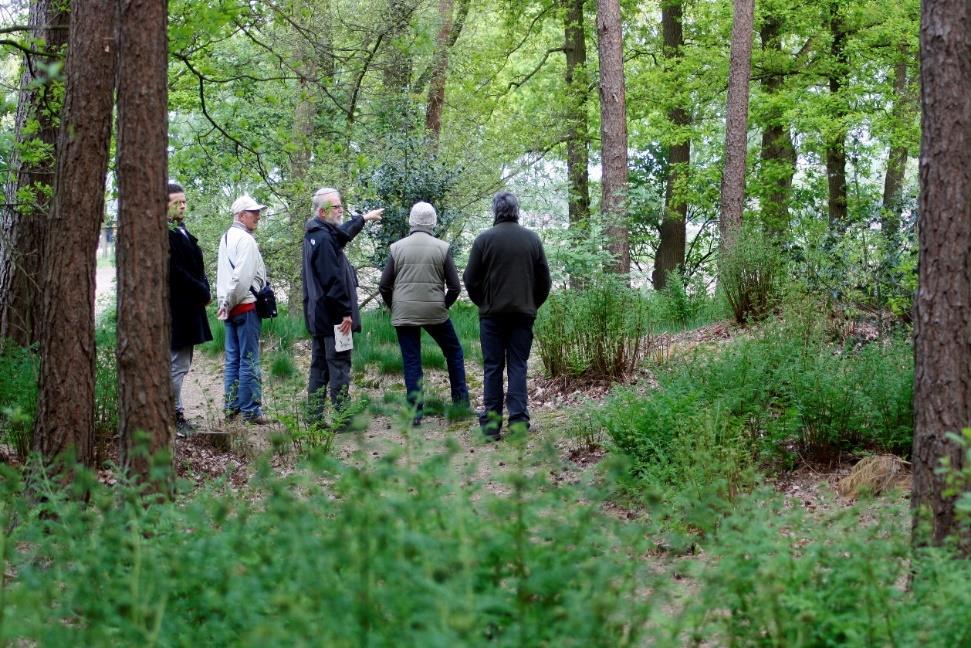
[
  {"left": 0, "top": 0, "right": 69, "bottom": 347},
  {"left": 382, "top": 0, "right": 413, "bottom": 93},
  {"left": 596, "top": 0, "right": 630, "bottom": 277},
  {"left": 826, "top": 3, "right": 848, "bottom": 229},
  {"left": 653, "top": 0, "right": 689, "bottom": 290},
  {"left": 757, "top": 14, "right": 796, "bottom": 240},
  {"left": 882, "top": 45, "right": 912, "bottom": 240},
  {"left": 912, "top": 0, "right": 971, "bottom": 553},
  {"left": 33, "top": 0, "right": 117, "bottom": 465},
  {"left": 718, "top": 0, "right": 754, "bottom": 255},
  {"left": 425, "top": 0, "right": 455, "bottom": 139},
  {"left": 563, "top": 0, "right": 591, "bottom": 287},
  {"left": 116, "top": 0, "right": 172, "bottom": 480}
]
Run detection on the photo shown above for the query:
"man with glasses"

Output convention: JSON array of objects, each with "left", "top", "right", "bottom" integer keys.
[
  {"left": 217, "top": 195, "right": 269, "bottom": 425},
  {"left": 302, "top": 187, "right": 383, "bottom": 422}
]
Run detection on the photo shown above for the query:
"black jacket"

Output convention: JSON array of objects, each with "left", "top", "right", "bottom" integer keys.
[
  {"left": 462, "top": 220, "right": 551, "bottom": 318},
  {"left": 302, "top": 215, "right": 365, "bottom": 336},
  {"left": 168, "top": 225, "right": 213, "bottom": 349}
]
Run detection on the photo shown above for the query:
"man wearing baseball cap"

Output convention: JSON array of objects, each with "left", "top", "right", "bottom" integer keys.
[{"left": 216, "top": 194, "right": 269, "bottom": 424}]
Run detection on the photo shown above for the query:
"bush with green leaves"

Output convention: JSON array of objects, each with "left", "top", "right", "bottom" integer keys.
[
  {"left": 535, "top": 278, "right": 652, "bottom": 380},
  {"left": 0, "top": 440, "right": 655, "bottom": 646},
  {"left": 0, "top": 341, "right": 39, "bottom": 459},
  {"left": 588, "top": 313, "right": 913, "bottom": 500},
  {"left": 720, "top": 224, "right": 784, "bottom": 324},
  {"left": 665, "top": 492, "right": 971, "bottom": 647}
]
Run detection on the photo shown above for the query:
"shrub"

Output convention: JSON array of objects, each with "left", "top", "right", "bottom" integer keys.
[
  {"left": 0, "top": 341, "right": 39, "bottom": 459},
  {"left": 535, "top": 278, "right": 652, "bottom": 380},
  {"left": 720, "top": 224, "right": 783, "bottom": 324},
  {"left": 0, "top": 445, "right": 656, "bottom": 645}
]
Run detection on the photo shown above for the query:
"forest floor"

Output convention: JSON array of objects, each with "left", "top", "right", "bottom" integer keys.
[{"left": 172, "top": 320, "right": 888, "bottom": 516}]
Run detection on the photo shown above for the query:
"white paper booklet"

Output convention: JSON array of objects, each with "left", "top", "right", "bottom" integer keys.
[{"left": 334, "top": 325, "right": 353, "bottom": 352}]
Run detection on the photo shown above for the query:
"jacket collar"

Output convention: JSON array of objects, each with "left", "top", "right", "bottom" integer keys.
[
  {"left": 409, "top": 225, "right": 435, "bottom": 236},
  {"left": 307, "top": 215, "right": 352, "bottom": 246}
]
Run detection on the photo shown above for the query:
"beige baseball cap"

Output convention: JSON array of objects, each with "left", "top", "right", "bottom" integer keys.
[{"left": 231, "top": 195, "right": 266, "bottom": 215}]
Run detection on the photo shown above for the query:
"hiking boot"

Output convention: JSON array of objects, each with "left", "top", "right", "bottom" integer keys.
[
  {"left": 411, "top": 415, "right": 422, "bottom": 428},
  {"left": 243, "top": 413, "right": 271, "bottom": 426},
  {"left": 175, "top": 412, "right": 196, "bottom": 437},
  {"left": 224, "top": 409, "right": 241, "bottom": 422}
]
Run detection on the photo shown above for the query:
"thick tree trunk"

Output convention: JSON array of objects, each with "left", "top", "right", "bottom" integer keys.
[
  {"left": 826, "top": 3, "right": 848, "bottom": 229},
  {"left": 116, "top": 0, "right": 172, "bottom": 479},
  {"left": 653, "top": 0, "right": 689, "bottom": 290},
  {"left": 912, "top": 0, "right": 971, "bottom": 552},
  {"left": 563, "top": 0, "right": 591, "bottom": 288},
  {"left": 33, "top": 0, "right": 117, "bottom": 465},
  {"left": 0, "top": 0, "right": 69, "bottom": 347},
  {"left": 718, "top": 0, "right": 754, "bottom": 255},
  {"left": 757, "top": 15, "right": 796, "bottom": 239},
  {"left": 882, "top": 46, "right": 912, "bottom": 240},
  {"left": 596, "top": 0, "right": 630, "bottom": 277}
]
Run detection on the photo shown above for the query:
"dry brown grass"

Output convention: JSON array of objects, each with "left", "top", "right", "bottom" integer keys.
[{"left": 836, "top": 454, "right": 910, "bottom": 499}]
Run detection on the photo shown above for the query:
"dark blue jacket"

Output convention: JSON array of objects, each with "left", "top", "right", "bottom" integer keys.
[{"left": 302, "top": 215, "right": 365, "bottom": 336}]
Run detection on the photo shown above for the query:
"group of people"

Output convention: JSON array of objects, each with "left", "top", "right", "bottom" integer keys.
[{"left": 167, "top": 184, "right": 550, "bottom": 441}]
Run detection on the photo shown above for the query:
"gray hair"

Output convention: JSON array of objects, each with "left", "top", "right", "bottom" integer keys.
[
  {"left": 492, "top": 191, "right": 519, "bottom": 223},
  {"left": 312, "top": 187, "right": 340, "bottom": 213}
]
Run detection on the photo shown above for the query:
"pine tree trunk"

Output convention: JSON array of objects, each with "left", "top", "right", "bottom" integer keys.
[
  {"left": 757, "top": 15, "right": 796, "bottom": 239},
  {"left": 653, "top": 0, "right": 689, "bottom": 290},
  {"left": 882, "top": 45, "right": 912, "bottom": 240},
  {"left": 563, "top": 0, "right": 591, "bottom": 287},
  {"left": 826, "top": 3, "right": 848, "bottom": 229},
  {"left": 912, "top": 0, "right": 971, "bottom": 553},
  {"left": 116, "top": 0, "right": 172, "bottom": 480},
  {"left": 718, "top": 0, "right": 754, "bottom": 255},
  {"left": 0, "top": 0, "right": 69, "bottom": 347},
  {"left": 33, "top": 0, "right": 117, "bottom": 465},
  {"left": 596, "top": 0, "right": 630, "bottom": 277}
]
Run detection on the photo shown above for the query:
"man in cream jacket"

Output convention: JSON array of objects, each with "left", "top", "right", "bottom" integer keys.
[{"left": 217, "top": 195, "right": 269, "bottom": 424}]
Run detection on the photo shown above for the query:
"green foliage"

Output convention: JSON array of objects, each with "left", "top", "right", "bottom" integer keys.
[
  {"left": 0, "top": 447, "right": 654, "bottom": 645},
  {"left": 535, "top": 278, "right": 652, "bottom": 380},
  {"left": 587, "top": 311, "right": 913, "bottom": 505},
  {"left": 667, "top": 493, "right": 971, "bottom": 647},
  {"left": 721, "top": 224, "right": 784, "bottom": 325},
  {"left": 0, "top": 341, "right": 39, "bottom": 459}
]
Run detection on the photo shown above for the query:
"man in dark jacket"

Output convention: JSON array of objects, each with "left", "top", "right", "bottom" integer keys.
[
  {"left": 167, "top": 182, "right": 213, "bottom": 435},
  {"left": 378, "top": 201, "right": 468, "bottom": 426},
  {"left": 463, "top": 191, "right": 551, "bottom": 440},
  {"left": 302, "top": 187, "right": 383, "bottom": 419}
]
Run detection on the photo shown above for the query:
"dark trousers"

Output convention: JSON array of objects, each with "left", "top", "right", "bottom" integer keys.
[
  {"left": 478, "top": 314, "right": 534, "bottom": 433},
  {"left": 309, "top": 334, "right": 353, "bottom": 419},
  {"left": 395, "top": 319, "right": 469, "bottom": 418}
]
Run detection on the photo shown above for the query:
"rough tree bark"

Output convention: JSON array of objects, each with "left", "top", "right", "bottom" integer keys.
[
  {"left": 563, "top": 0, "right": 591, "bottom": 287},
  {"left": 757, "top": 14, "right": 796, "bottom": 240},
  {"left": 912, "top": 0, "right": 971, "bottom": 552},
  {"left": 881, "top": 44, "right": 913, "bottom": 240},
  {"left": 825, "top": 2, "right": 848, "bottom": 229},
  {"left": 596, "top": 0, "right": 630, "bottom": 277},
  {"left": 0, "top": 0, "right": 69, "bottom": 347},
  {"left": 424, "top": 0, "right": 470, "bottom": 140},
  {"left": 653, "top": 0, "right": 690, "bottom": 290},
  {"left": 116, "top": 0, "right": 172, "bottom": 479},
  {"left": 33, "top": 0, "right": 117, "bottom": 465},
  {"left": 718, "top": 0, "right": 754, "bottom": 255}
]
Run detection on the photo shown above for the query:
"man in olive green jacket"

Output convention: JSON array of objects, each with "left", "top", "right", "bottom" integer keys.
[{"left": 378, "top": 202, "right": 468, "bottom": 425}]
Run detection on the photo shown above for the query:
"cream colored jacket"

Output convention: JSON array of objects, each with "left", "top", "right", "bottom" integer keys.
[{"left": 216, "top": 223, "right": 267, "bottom": 312}]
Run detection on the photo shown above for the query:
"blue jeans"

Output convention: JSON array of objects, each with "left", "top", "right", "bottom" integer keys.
[
  {"left": 478, "top": 315, "right": 534, "bottom": 434},
  {"left": 224, "top": 309, "right": 262, "bottom": 418},
  {"left": 395, "top": 319, "right": 469, "bottom": 418}
]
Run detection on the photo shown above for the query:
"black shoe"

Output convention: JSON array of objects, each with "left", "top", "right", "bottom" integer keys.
[
  {"left": 483, "top": 431, "right": 502, "bottom": 443},
  {"left": 175, "top": 412, "right": 196, "bottom": 437},
  {"left": 411, "top": 415, "right": 422, "bottom": 428}
]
